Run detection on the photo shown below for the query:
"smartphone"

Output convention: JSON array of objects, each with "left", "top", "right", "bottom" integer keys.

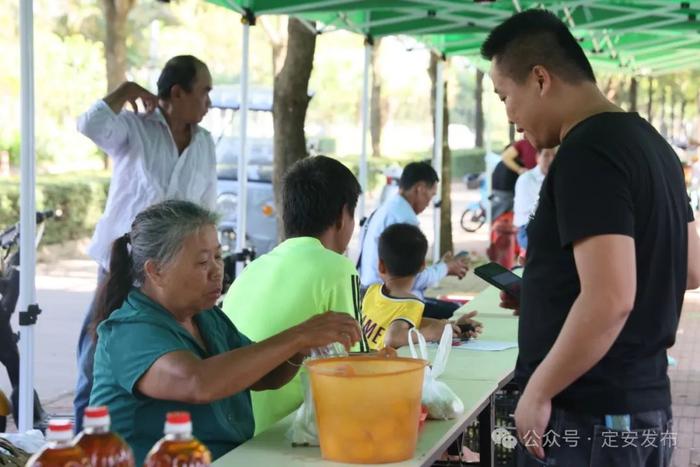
[{"left": 474, "top": 262, "right": 522, "bottom": 302}]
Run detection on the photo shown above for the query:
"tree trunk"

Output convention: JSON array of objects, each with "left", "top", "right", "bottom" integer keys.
[
  {"left": 103, "top": 0, "right": 134, "bottom": 92},
  {"left": 509, "top": 123, "right": 515, "bottom": 144},
  {"left": 370, "top": 38, "right": 384, "bottom": 158},
  {"left": 428, "top": 52, "right": 453, "bottom": 256},
  {"left": 475, "top": 69, "right": 485, "bottom": 148},
  {"left": 670, "top": 89, "right": 676, "bottom": 140},
  {"left": 629, "top": 77, "right": 638, "bottom": 113},
  {"left": 659, "top": 85, "right": 667, "bottom": 137},
  {"left": 102, "top": 0, "right": 135, "bottom": 169},
  {"left": 272, "top": 18, "right": 316, "bottom": 241},
  {"left": 260, "top": 16, "right": 288, "bottom": 78},
  {"left": 647, "top": 77, "right": 654, "bottom": 123}
]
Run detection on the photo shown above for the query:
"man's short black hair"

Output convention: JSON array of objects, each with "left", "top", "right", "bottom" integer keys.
[
  {"left": 282, "top": 155, "right": 361, "bottom": 238},
  {"left": 481, "top": 9, "right": 595, "bottom": 84},
  {"left": 378, "top": 223, "right": 428, "bottom": 278},
  {"left": 157, "top": 55, "right": 208, "bottom": 99},
  {"left": 399, "top": 162, "right": 439, "bottom": 191}
]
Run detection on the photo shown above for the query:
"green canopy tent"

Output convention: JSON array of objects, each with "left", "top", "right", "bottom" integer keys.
[{"left": 203, "top": 0, "right": 700, "bottom": 262}]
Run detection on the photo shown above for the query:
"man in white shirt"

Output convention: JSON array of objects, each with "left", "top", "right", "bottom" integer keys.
[
  {"left": 74, "top": 55, "right": 217, "bottom": 429},
  {"left": 358, "top": 162, "right": 468, "bottom": 319},
  {"left": 513, "top": 147, "right": 556, "bottom": 252}
]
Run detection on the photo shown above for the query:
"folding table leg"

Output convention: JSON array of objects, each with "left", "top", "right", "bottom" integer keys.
[{"left": 478, "top": 393, "right": 496, "bottom": 467}]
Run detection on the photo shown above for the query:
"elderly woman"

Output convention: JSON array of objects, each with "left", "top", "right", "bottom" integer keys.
[{"left": 89, "top": 200, "right": 361, "bottom": 464}]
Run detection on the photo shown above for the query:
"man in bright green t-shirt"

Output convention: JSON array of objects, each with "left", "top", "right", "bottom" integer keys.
[{"left": 223, "top": 156, "right": 368, "bottom": 434}]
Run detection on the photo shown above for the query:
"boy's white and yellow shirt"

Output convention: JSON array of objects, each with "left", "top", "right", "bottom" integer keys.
[{"left": 361, "top": 284, "right": 425, "bottom": 350}]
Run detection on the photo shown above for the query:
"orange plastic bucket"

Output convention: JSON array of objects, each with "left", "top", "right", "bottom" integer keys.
[{"left": 305, "top": 356, "right": 427, "bottom": 464}]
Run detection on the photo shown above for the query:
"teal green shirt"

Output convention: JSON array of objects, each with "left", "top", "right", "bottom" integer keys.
[
  {"left": 222, "top": 237, "right": 361, "bottom": 434},
  {"left": 90, "top": 289, "right": 254, "bottom": 464}
]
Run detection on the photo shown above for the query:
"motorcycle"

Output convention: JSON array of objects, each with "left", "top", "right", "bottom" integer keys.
[{"left": 0, "top": 210, "right": 59, "bottom": 431}]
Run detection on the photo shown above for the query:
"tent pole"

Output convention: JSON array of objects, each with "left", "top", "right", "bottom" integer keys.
[
  {"left": 236, "top": 12, "right": 252, "bottom": 274},
  {"left": 19, "top": 0, "right": 38, "bottom": 432},
  {"left": 359, "top": 36, "right": 372, "bottom": 221},
  {"left": 432, "top": 58, "right": 445, "bottom": 265}
]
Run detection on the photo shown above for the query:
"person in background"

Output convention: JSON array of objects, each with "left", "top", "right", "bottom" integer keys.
[
  {"left": 358, "top": 161, "right": 468, "bottom": 320},
  {"left": 89, "top": 200, "right": 361, "bottom": 464},
  {"left": 513, "top": 147, "right": 557, "bottom": 253},
  {"left": 502, "top": 138, "right": 538, "bottom": 176},
  {"left": 361, "top": 223, "right": 482, "bottom": 350},
  {"left": 483, "top": 9, "right": 700, "bottom": 466},
  {"left": 222, "top": 155, "right": 367, "bottom": 435},
  {"left": 74, "top": 55, "right": 217, "bottom": 431}
]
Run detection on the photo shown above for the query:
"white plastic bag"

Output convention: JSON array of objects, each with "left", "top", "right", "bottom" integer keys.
[
  {"left": 286, "top": 343, "right": 347, "bottom": 447},
  {"left": 408, "top": 325, "right": 464, "bottom": 420},
  {"left": 286, "top": 370, "right": 320, "bottom": 446}
]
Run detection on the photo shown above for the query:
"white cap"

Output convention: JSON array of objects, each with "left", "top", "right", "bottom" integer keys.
[
  {"left": 83, "top": 406, "right": 111, "bottom": 429},
  {"left": 46, "top": 419, "right": 74, "bottom": 442},
  {"left": 164, "top": 412, "right": 192, "bottom": 435}
]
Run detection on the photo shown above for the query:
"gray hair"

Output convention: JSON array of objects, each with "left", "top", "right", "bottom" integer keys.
[
  {"left": 91, "top": 199, "right": 219, "bottom": 338},
  {"left": 129, "top": 199, "right": 219, "bottom": 285}
]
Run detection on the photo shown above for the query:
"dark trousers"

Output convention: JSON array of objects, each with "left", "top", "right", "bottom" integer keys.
[
  {"left": 516, "top": 406, "right": 674, "bottom": 467},
  {"left": 422, "top": 297, "right": 460, "bottom": 320},
  {"left": 74, "top": 267, "right": 107, "bottom": 432}
]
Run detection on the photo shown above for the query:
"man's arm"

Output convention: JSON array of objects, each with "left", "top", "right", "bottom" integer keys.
[
  {"left": 77, "top": 82, "right": 158, "bottom": 156},
  {"left": 515, "top": 234, "right": 635, "bottom": 457},
  {"left": 688, "top": 220, "right": 700, "bottom": 289},
  {"left": 411, "top": 262, "right": 449, "bottom": 291}
]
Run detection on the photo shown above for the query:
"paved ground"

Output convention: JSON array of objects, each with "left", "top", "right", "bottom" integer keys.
[{"left": 6, "top": 182, "right": 700, "bottom": 466}]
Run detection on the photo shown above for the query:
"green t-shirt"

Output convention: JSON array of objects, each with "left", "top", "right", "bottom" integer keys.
[
  {"left": 90, "top": 289, "right": 254, "bottom": 464},
  {"left": 223, "top": 237, "right": 362, "bottom": 434}
]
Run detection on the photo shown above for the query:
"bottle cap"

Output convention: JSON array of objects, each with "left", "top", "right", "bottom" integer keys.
[
  {"left": 164, "top": 412, "right": 192, "bottom": 435},
  {"left": 83, "top": 406, "right": 110, "bottom": 428},
  {"left": 47, "top": 419, "right": 73, "bottom": 442}
]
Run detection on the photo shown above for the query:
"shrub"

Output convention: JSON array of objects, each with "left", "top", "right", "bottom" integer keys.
[{"left": 0, "top": 173, "right": 110, "bottom": 246}]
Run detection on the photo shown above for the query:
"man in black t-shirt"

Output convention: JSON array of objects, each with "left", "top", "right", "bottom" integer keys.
[{"left": 482, "top": 10, "right": 700, "bottom": 467}]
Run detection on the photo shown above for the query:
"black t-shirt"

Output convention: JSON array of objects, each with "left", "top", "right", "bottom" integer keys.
[
  {"left": 492, "top": 161, "right": 520, "bottom": 192},
  {"left": 516, "top": 112, "right": 693, "bottom": 415}
]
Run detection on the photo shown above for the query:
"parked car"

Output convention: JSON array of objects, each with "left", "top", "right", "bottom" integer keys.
[{"left": 203, "top": 85, "right": 278, "bottom": 256}]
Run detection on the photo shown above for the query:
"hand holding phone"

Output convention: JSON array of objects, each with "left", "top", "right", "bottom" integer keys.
[{"left": 474, "top": 262, "right": 522, "bottom": 303}]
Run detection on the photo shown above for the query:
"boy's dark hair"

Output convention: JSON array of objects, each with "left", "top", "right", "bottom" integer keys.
[
  {"left": 282, "top": 155, "right": 361, "bottom": 238},
  {"left": 481, "top": 9, "right": 595, "bottom": 84},
  {"left": 378, "top": 223, "right": 428, "bottom": 278},
  {"left": 157, "top": 55, "right": 208, "bottom": 99},
  {"left": 399, "top": 162, "right": 439, "bottom": 191}
]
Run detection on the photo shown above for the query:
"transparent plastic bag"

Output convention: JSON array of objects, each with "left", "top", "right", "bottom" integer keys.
[
  {"left": 408, "top": 325, "right": 464, "bottom": 420},
  {"left": 286, "top": 342, "right": 348, "bottom": 446}
]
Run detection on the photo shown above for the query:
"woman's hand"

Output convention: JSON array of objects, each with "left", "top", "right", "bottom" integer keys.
[{"left": 292, "top": 311, "right": 362, "bottom": 352}]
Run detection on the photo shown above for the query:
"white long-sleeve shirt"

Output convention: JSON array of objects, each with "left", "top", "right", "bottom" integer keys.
[
  {"left": 77, "top": 100, "right": 217, "bottom": 270},
  {"left": 513, "top": 165, "right": 546, "bottom": 227},
  {"left": 358, "top": 194, "right": 448, "bottom": 299}
]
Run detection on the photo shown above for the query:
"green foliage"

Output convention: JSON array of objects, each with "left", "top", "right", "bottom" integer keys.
[
  {"left": 451, "top": 148, "right": 487, "bottom": 176},
  {"left": 0, "top": 172, "right": 110, "bottom": 245}
]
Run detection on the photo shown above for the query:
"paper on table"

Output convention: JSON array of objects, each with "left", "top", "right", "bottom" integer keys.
[{"left": 428, "top": 340, "right": 517, "bottom": 351}]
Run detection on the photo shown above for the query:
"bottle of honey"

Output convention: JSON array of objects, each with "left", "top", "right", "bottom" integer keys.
[
  {"left": 143, "top": 412, "right": 211, "bottom": 467},
  {"left": 75, "top": 406, "right": 134, "bottom": 466},
  {"left": 26, "top": 419, "right": 89, "bottom": 467}
]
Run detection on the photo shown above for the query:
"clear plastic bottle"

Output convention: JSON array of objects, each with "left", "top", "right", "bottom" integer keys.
[
  {"left": 75, "top": 406, "right": 135, "bottom": 466},
  {"left": 143, "top": 412, "right": 211, "bottom": 467},
  {"left": 26, "top": 419, "right": 89, "bottom": 467}
]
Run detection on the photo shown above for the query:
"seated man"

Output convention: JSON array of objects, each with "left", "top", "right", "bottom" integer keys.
[
  {"left": 358, "top": 161, "right": 468, "bottom": 319},
  {"left": 362, "top": 223, "right": 481, "bottom": 350},
  {"left": 223, "top": 155, "right": 366, "bottom": 434}
]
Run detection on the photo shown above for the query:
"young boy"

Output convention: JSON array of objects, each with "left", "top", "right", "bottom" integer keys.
[{"left": 362, "top": 223, "right": 481, "bottom": 349}]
